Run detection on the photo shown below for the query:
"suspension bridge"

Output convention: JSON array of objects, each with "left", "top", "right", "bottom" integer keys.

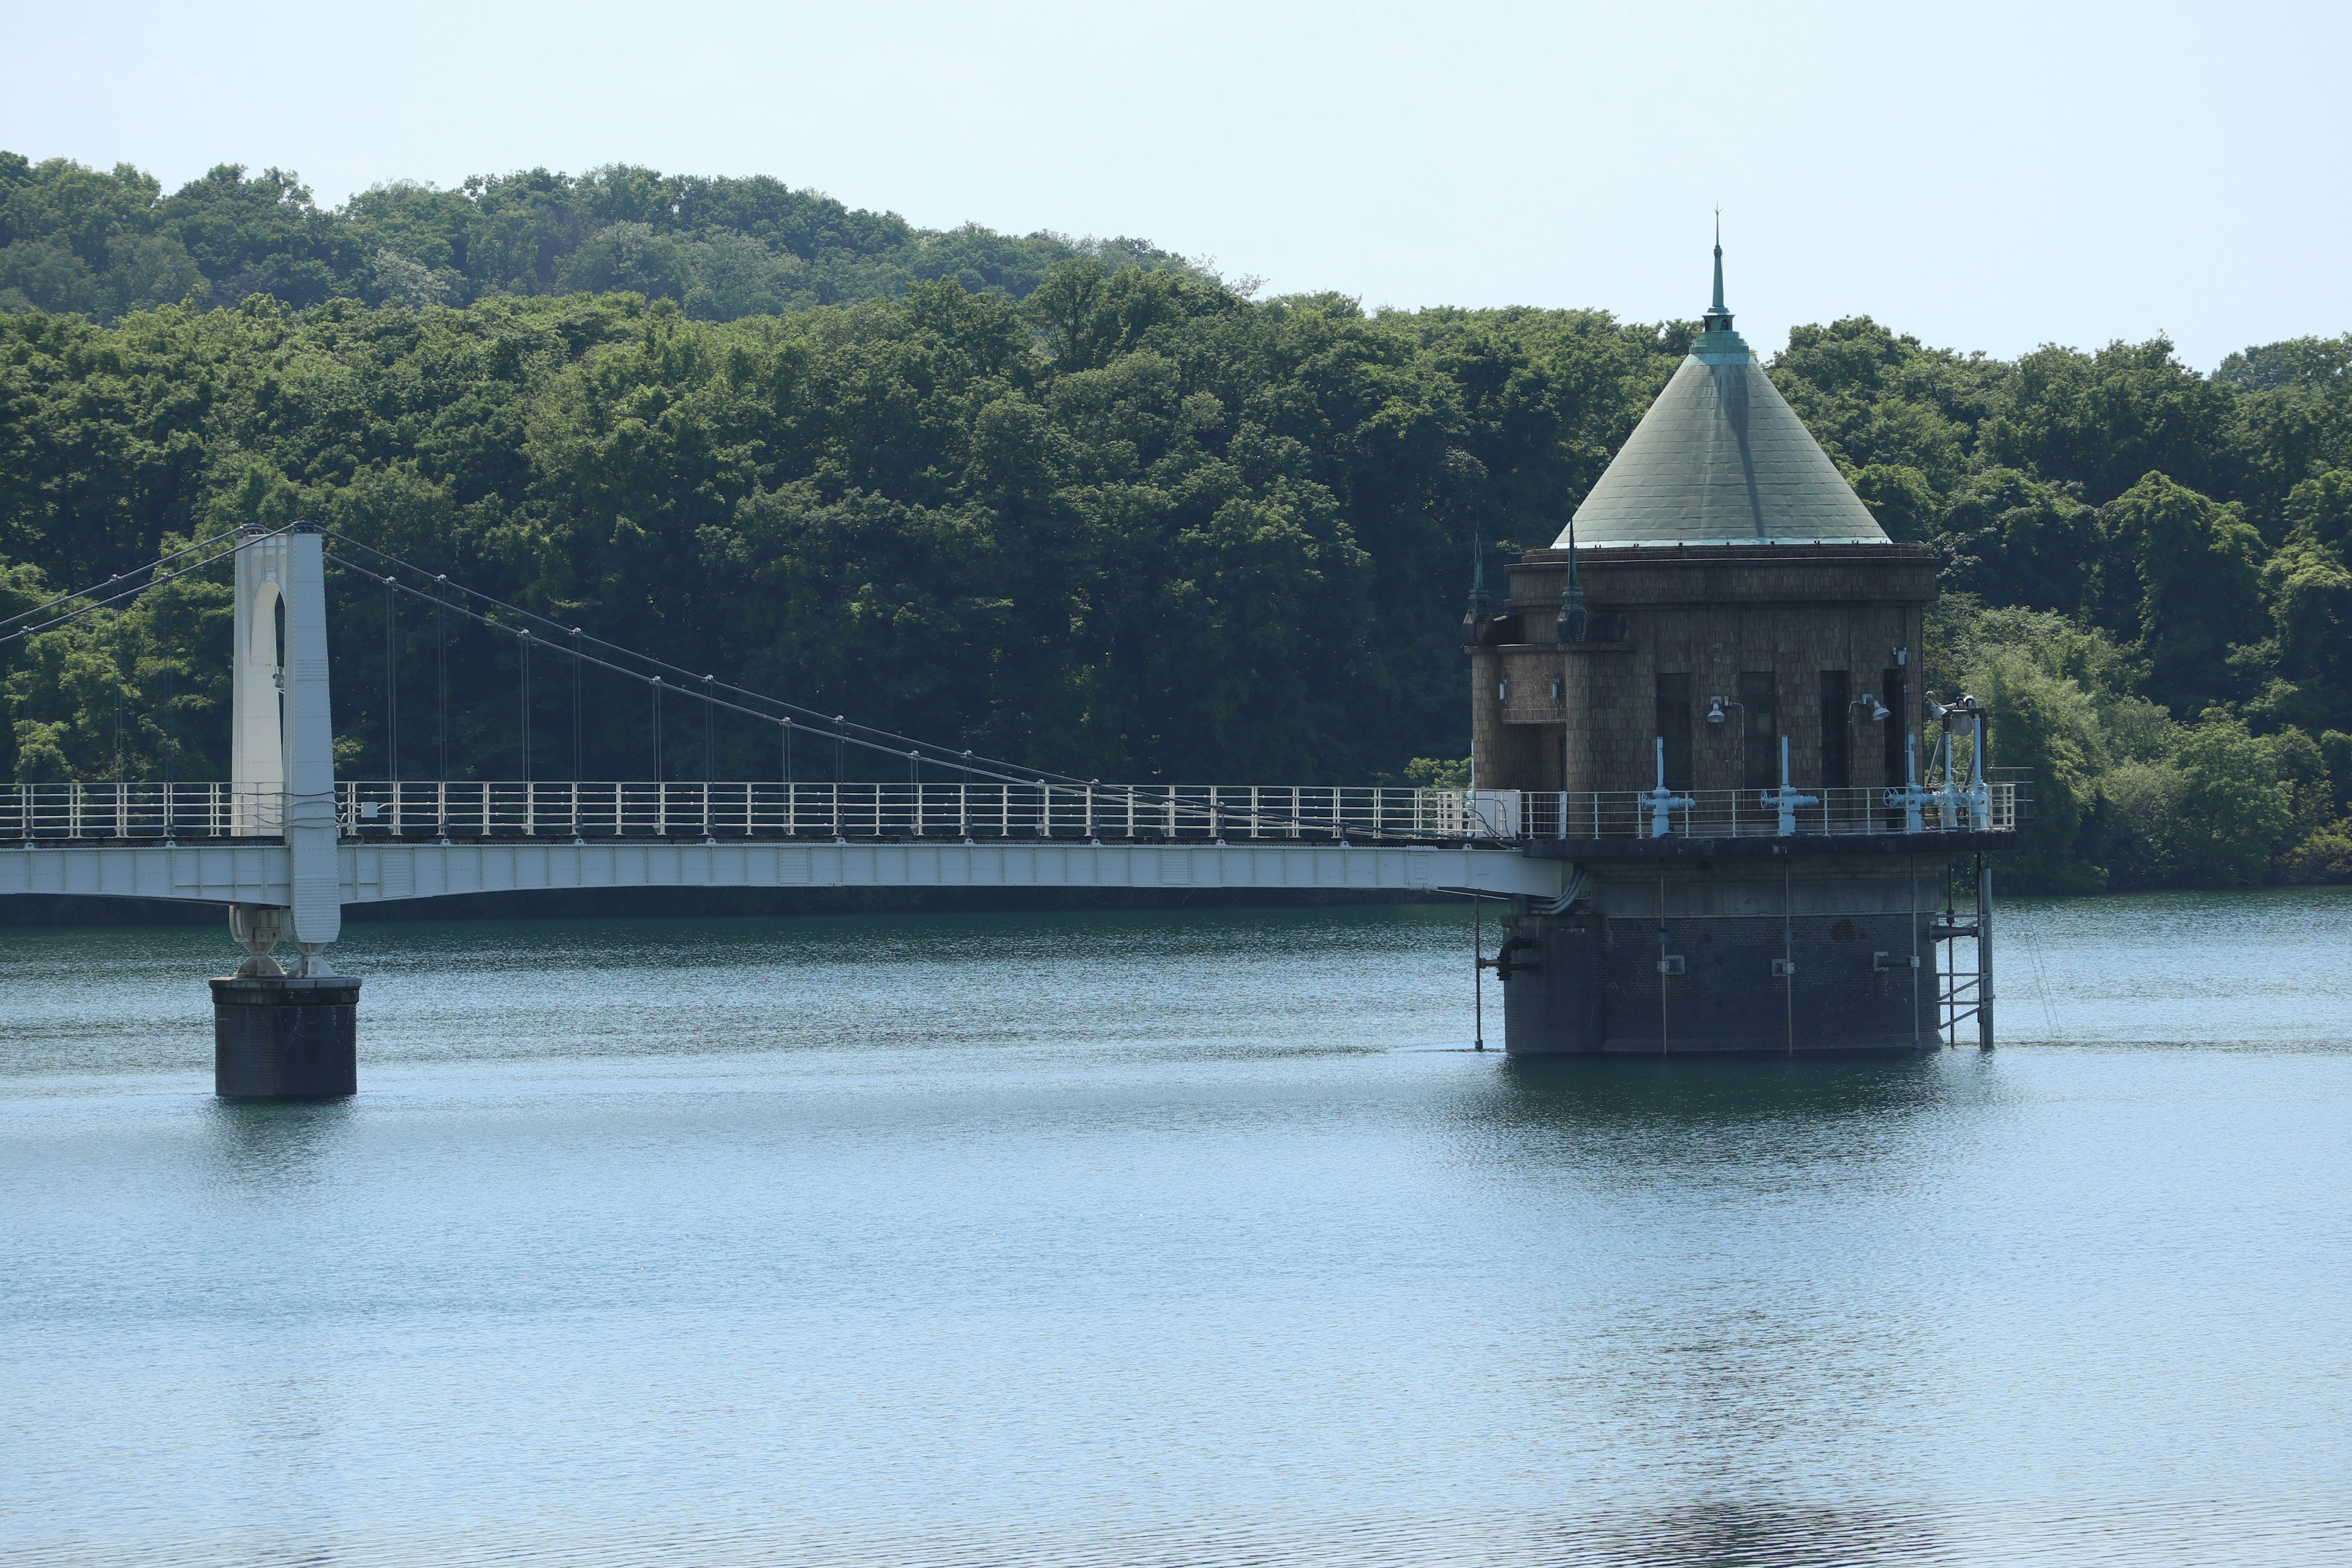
[{"left": 1, "top": 523, "right": 2007, "bottom": 1093}]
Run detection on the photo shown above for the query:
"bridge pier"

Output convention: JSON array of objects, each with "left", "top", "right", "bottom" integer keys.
[
  {"left": 210, "top": 974, "right": 361, "bottom": 1097},
  {"left": 213, "top": 901, "right": 357, "bottom": 1097},
  {"left": 212, "top": 522, "right": 360, "bottom": 1098}
]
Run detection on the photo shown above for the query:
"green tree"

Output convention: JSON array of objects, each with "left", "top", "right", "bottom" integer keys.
[
  {"left": 2168, "top": 715, "right": 2294, "bottom": 885},
  {"left": 2092, "top": 472, "right": 2267, "bottom": 712},
  {"left": 1, "top": 151, "right": 1200, "bottom": 326},
  {"left": 1985, "top": 337, "right": 2242, "bottom": 505},
  {"left": 1975, "top": 649, "right": 2106, "bottom": 891}
]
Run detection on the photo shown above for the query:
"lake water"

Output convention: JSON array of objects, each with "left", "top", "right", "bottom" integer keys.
[{"left": 4, "top": 889, "right": 2351, "bottom": 1566}]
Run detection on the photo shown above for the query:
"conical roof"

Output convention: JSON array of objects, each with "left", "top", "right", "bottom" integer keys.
[{"left": 1556, "top": 248, "right": 1888, "bottom": 549}]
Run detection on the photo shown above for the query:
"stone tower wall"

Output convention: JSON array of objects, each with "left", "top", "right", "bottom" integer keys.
[{"left": 1468, "top": 545, "right": 1936, "bottom": 796}]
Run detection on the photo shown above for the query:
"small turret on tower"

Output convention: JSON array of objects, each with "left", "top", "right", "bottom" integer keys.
[{"left": 1461, "top": 532, "right": 1491, "bottom": 638}]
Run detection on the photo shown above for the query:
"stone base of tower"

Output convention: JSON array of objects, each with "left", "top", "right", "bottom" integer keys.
[{"left": 1498, "top": 849, "right": 1972, "bottom": 1055}]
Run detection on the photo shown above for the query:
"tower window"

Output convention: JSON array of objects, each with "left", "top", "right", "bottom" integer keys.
[
  {"left": 1740, "top": 670, "right": 1776, "bottom": 790},
  {"left": 1655, "top": 673, "right": 1693, "bottom": 791},
  {"left": 1882, "top": 666, "right": 1909, "bottom": 786},
  {"left": 1820, "top": 670, "right": 1850, "bottom": 788}
]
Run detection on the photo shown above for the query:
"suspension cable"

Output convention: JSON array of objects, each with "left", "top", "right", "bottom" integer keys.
[
  {"left": 0, "top": 533, "right": 262, "bottom": 649},
  {"left": 323, "top": 530, "right": 1101, "bottom": 790},
  {"left": 334, "top": 551, "right": 1055, "bottom": 785},
  {"left": 0, "top": 530, "right": 261, "bottom": 635},
  {"left": 320, "top": 546, "right": 1449, "bottom": 839},
  {"left": 2, "top": 529, "right": 1458, "bottom": 840}
]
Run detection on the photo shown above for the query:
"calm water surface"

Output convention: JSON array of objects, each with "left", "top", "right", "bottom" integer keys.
[{"left": 4, "top": 889, "right": 2351, "bottom": 1566}]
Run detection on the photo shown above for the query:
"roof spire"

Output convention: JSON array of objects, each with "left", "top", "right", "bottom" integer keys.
[
  {"left": 1556, "top": 514, "right": 1588, "bottom": 644},
  {"left": 1703, "top": 209, "right": 1734, "bottom": 333},
  {"left": 1463, "top": 524, "right": 1490, "bottom": 630}
]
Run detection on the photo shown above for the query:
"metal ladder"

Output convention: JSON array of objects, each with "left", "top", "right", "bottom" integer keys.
[{"left": 1928, "top": 853, "right": 1995, "bottom": 1049}]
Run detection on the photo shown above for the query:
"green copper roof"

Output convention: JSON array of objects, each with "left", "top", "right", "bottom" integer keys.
[{"left": 1555, "top": 248, "right": 1889, "bottom": 549}]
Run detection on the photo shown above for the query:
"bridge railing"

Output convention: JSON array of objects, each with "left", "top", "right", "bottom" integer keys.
[
  {"left": 0, "top": 782, "right": 282, "bottom": 841},
  {"left": 326, "top": 782, "right": 1507, "bottom": 842},
  {"left": 1517, "top": 782, "right": 2018, "bottom": 839},
  {"left": 0, "top": 780, "right": 2014, "bottom": 845}
]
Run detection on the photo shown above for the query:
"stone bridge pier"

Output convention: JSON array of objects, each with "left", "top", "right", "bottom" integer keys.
[{"left": 215, "top": 523, "right": 358, "bottom": 1098}]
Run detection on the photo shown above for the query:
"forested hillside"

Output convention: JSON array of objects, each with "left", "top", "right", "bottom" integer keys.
[
  {"left": 4, "top": 152, "right": 2351, "bottom": 892},
  {"left": 0, "top": 153, "right": 1189, "bottom": 320}
]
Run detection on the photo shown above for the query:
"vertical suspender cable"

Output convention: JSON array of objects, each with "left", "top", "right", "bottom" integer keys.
[
  {"left": 435, "top": 576, "right": 448, "bottom": 780},
  {"left": 650, "top": 677, "right": 663, "bottom": 783},
  {"left": 571, "top": 628, "right": 583, "bottom": 780},
  {"left": 518, "top": 628, "right": 532, "bottom": 785},
  {"left": 703, "top": 674, "right": 715, "bottom": 781},
  {"left": 781, "top": 717, "right": 791, "bottom": 782},
  {"left": 835, "top": 717, "right": 846, "bottom": 783},
  {"left": 385, "top": 576, "right": 399, "bottom": 782}
]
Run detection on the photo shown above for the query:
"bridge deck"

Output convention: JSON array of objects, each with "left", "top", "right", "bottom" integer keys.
[{"left": 1, "top": 840, "right": 1570, "bottom": 907}]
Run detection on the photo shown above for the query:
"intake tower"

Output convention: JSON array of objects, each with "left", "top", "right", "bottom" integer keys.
[{"left": 1465, "top": 240, "right": 2010, "bottom": 1052}]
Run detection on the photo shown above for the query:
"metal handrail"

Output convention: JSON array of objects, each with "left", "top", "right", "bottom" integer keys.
[
  {"left": 1518, "top": 782, "right": 2019, "bottom": 839},
  {"left": 0, "top": 783, "right": 281, "bottom": 840},
  {"left": 322, "top": 782, "right": 1488, "bottom": 842},
  {"left": 0, "top": 780, "right": 2020, "bottom": 844}
]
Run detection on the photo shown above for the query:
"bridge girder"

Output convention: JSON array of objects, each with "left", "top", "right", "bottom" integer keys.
[{"left": 1, "top": 840, "right": 1568, "bottom": 908}]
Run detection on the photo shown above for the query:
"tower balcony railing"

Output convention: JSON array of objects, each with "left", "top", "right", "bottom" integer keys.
[{"left": 1517, "top": 782, "right": 2019, "bottom": 840}]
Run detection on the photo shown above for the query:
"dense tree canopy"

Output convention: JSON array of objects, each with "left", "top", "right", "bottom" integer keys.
[
  {"left": 0, "top": 270, "right": 1676, "bottom": 796},
  {"left": 6, "top": 151, "right": 2352, "bottom": 891},
  {"left": 0, "top": 153, "right": 1193, "bottom": 321}
]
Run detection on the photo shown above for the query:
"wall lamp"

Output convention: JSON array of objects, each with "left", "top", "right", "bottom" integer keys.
[{"left": 1852, "top": 693, "right": 1892, "bottom": 722}]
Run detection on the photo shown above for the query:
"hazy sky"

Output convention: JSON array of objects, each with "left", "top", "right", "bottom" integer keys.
[{"left": 6, "top": 0, "right": 2343, "bottom": 369}]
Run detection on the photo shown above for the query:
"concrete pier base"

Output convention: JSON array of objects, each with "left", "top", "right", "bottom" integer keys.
[
  {"left": 211, "top": 976, "right": 361, "bottom": 1098},
  {"left": 1499, "top": 847, "right": 1968, "bottom": 1055}
]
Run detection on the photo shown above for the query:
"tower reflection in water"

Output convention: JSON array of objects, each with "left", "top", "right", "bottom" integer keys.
[{"left": 1456, "top": 1054, "right": 1983, "bottom": 1551}]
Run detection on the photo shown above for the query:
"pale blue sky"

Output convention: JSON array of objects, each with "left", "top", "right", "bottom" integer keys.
[{"left": 5, "top": 0, "right": 2343, "bottom": 369}]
